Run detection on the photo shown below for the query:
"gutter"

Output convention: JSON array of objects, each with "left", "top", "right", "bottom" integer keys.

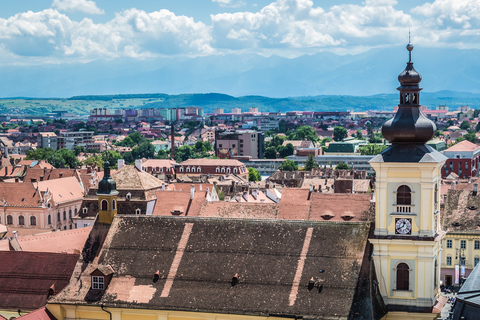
[{"left": 101, "top": 305, "right": 112, "bottom": 320}]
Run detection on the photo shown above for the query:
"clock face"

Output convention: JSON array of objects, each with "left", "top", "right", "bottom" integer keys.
[{"left": 395, "top": 218, "right": 412, "bottom": 235}]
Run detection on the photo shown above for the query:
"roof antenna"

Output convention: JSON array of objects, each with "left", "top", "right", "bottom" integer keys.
[{"left": 407, "top": 29, "right": 413, "bottom": 63}]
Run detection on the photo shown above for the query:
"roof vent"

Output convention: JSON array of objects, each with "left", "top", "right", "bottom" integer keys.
[
  {"left": 452, "top": 222, "right": 461, "bottom": 227},
  {"left": 321, "top": 214, "right": 334, "bottom": 220},
  {"left": 468, "top": 206, "right": 477, "bottom": 211},
  {"left": 153, "top": 270, "right": 160, "bottom": 283},
  {"left": 341, "top": 214, "right": 354, "bottom": 221},
  {"left": 231, "top": 273, "right": 239, "bottom": 287}
]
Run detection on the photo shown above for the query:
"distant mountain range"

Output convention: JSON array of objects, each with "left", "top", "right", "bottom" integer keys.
[{"left": 1, "top": 47, "right": 480, "bottom": 100}]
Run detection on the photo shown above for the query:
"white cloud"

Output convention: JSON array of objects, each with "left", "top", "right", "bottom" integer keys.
[
  {"left": 52, "top": 0, "right": 104, "bottom": 15},
  {"left": 212, "top": 0, "right": 246, "bottom": 8}
]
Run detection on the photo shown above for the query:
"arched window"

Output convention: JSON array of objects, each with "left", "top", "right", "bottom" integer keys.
[
  {"left": 30, "top": 216, "right": 36, "bottom": 226},
  {"left": 216, "top": 167, "right": 220, "bottom": 173},
  {"left": 74, "top": 208, "right": 78, "bottom": 216},
  {"left": 48, "top": 215, "right": 52, "bottom": 225},
  {"left": 63, "top": 210, "right": 66, "bottom": 220},
  {"left": 221, "top": 168, "right": 225, "bottom": 173},
  {"left": 186, "top": 167, "right": 190, "bottom": 172},
  {"left": 69, "top": 209, "right": 72, "bottom": 219},
  {"left": 197, "top": 167, "right": 201, "bottom": 172},
  {"left": 57, "top": 212, "right": 61, "bottom": 222},
  {"left": 397, "top": 185, "right": 411, "bottom": 205},
  {"left": 101, "top": 199, "right": 108, "bottom": 211},
  {"left": 234, "top": 168, "right": 238, "bottom": 173},
  {"left": 180, "top": 167, "right": 184, "bottom": 172},
  {"left": 18, "top": 215, "right": 25, "bottom": 226},
  {"left": 135, "top": 208, "right": 141, "bottom": 215},
  {"left": 6, "top": 215, "right": 13, "bottom": 225},
  {"left": 227, "top": 168, "right": 231, "bottom": 173},
  {"left": 112, "top": 199, "right": 117, "bottom": 210},
  {"left": 396, "top": 263, "right": 410, "bottom": 290},
  {"left": 191, "top": 167, "right": 195, "bottom": 173}
]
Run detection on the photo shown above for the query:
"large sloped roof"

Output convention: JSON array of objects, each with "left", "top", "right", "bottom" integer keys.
[{"left": 50, "top": 216, "right": 383, "bottom": 319}]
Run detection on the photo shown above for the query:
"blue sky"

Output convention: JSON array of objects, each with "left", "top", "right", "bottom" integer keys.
[{"left": 0, "top": 0, "right": 479, "bottom": 65}]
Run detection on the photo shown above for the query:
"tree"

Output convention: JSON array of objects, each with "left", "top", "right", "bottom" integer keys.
[
  {"left": 248, "top": 167, "right": 261, "bottom": 182},
  {"left": 279, "top": 143, "right": 294, "bottom": 158},
  {"left": 175, "top": 145, "right": 194, "bottom": 162},
  {"left": 132, "top": 142, "right": 156, "bottom": 160},
  {"left": 335, "top": 162, "right": 350, "bottom": 170},
  {"left": 156, "top": 149, "right": 169, "bottom": 159},
  {"left": 359, "top": 144, "right": 389, "bottom": 155},
  {"left": 369, "top": 132, "right": 383, "bottom": 143},
  {"left": 73, "top": 145, "right": 85, "bottom": 156},
  {"left": 279, "top": 160, "right": 298, "bottom": 171},
  {"left": 304, "top": 154, "right": 318, "bottom": 171},
  {"left": 55, "top": 149, "right": 77, "bottom": 168},
  {"left": 464, "top": 132, "right": 477, "bottom": 143},
  {"left": 264, "top": 146, "right": 277, "bottom": 159},
  {"left": 268, "top": 135, "right": 287, "bottom": 148},
  {"left": 26, "top": 148, "right": 55, "bottom": 160},
  {"left": 84, "top": 154, "right": 104, "bottom": 168},
  {"left": 356, "top": 129, "right": 363, "bottom": 139},
  {"left": 292, "top": 126, "right": 319, "bottom": 142},
  {"left": 102, "top": 150, "right": 122, "bottom": 167},
  {"left": 460, "top": 120, "right": 471, "bottom": 130},
  {"left": 321, "top": 137, "right": 332, "bottom": 146},
  {"left": 46, "top": 153, "right": 66, "bottom": 168},
  {"left": 333, "top": 126, "right": 348, "bottom": 141}
]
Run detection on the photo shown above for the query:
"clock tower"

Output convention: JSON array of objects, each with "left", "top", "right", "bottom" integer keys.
[{"left": 369, "top": 41, "right": 447, "bottom": 316}]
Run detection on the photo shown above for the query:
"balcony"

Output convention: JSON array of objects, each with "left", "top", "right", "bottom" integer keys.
[{"left": 395, "top": 205, "right": 413, "bottom": 213}]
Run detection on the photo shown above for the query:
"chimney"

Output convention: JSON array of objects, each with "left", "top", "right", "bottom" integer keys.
[
  {"left": 118, "top": 159, "right": 125, "bottom": 170},
  {"left": 135, "top": 159, "right": 143, "bottom": 171},
  {"left": 190, "top": 184, "right": 195, "bottom": 200},
  {"left": 87, "top": 166, "right": 92, "bottom": 174},
  {"left": 474, "top": 183, "right": 478, "bottom": 196},
  {"left": 13, "top": 231, "right": 17, "bottom": 238},
  {"left": 59, "top": 172, "right": 63, "bottom": 178},
  {"left": 308, "top": 185, "right": 313, "bottom": 200},
  {"left": 199, "top": 184, "right": 202, "bottom": 191},
  {"left": 451, "top": 181, "right": 456, "bottom": 190},
  {"left": 469, "top": 177, "right": 472, "bottom": 183}
]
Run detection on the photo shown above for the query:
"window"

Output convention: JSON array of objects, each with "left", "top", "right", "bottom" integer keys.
[
  {"left": 476, "top": 240, "right": 480, "bottom": 250},
  {"left": 101, "top": 199, "right": 108, "bottom": 211},
  {"left": 135, "top": 208, "right": 141, "bottom": 215},
  {"left": 186, "top": 167, "right": 190, "bottom": 172},
  {"left": 234, "top": 168, "right": 238, "bottom": 173},
  {"left": 180, "top": 167, "right": 184, "bottom": 172},
  {"left": 461, "top": 240, "right": 467, "bottom": 249},
  {"left": 63, "top": 211, "right": 66, "bottom": 220},
  {"left": 221, "top": 168, "right": 225, "bottom": 173},
  {"left": 112, "top": 199, "right": 116, "bottom": 210},
  {"left": 74, "top": 208, "right": 77, "bottom": 216},
  {"left": 191, "top": 167, "right": 195, "bottom": 173},
  {"left": 475, "top": 257, "right": 480, "bottom": 267},
  {"left": 396, "top": 185, "right": 411, "bottom": 205},
  {"left": 447, "top": 239, "right": 452, "bottom": 248},
  {"left": 92, "top": 276, "right": 104, "bottom": 290},
  {"left": 57, "top": 212, "right": 61, "bottom": 222},
  {"left": 30, "top": 216, "right": 36, "bottom": 226},
  {"left": 396, "top": 263, "right": 410, "bottom": 291},
  {"left": 447, "top": 256, "right": 452, "bottom": 266},
  {"left": 18, "top": 215, "right": 25, "bottom": 225},
  {"left": 6, "top": 215, "right": 13, "bottom": 225},
  {"left": 216, "top": 167, "right": 220, "bottom": 173},
  {"left": 197, "top": 167, "right": 201, "bottom": 172},
  {"left": 227, "top": 168, "right": 231, "bottom": 173},
  {"left": 48, "top": 215, "right": 52, "bottom": 225},
  {"left": 69, "top": 209, "right": 72, "bottom": 219}
]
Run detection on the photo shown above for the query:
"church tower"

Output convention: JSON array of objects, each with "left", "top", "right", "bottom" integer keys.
[
  {"left": 369, "top": 41, "right": 447, "bottom": 315},
  {"left": 97, "top": 161, "right": 119, "bottom": 224}
]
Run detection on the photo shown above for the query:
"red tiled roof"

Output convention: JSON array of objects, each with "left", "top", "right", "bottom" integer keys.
[
  {"left": 445, "top": 140, "right": 480, "bottom": 152},
  {"left": 0, "top": 182, "right": 42, "bottom": 207},
  {"left": 16, "top": 307, "right": 57, "bottom": 320},
  {"left": 0, "top": 251, "right": 79, "bottom": 311},
  {"left": 180, "top": 158, "right": 246, "bottom": 167}
]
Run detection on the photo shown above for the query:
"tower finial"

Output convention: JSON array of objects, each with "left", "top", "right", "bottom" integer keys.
[{"left": 406, "top": 32, "right": 414, "bottom": 63}]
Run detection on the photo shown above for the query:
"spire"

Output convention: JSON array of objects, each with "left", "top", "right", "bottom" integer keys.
[
  {"left": 381, "top": 41, "right": 435, "bottom": 145},
  {"left": 97, "top": 161, "right": 118, "bottom": 195}
]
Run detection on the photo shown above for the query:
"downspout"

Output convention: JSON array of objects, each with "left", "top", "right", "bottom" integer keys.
[{"left": 101, "top": 305, "right": 112, "bottom": 320}]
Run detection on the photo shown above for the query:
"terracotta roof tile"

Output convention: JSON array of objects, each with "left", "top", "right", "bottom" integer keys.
[
  {"left": 37, "top": 176, "right": 84, "bottom": 204},
  {"left": 16, "top": 307, "right": 57, "bottom": 320},
  {"left": 278, "top": 188, "right": 311, "bottom": 219},
  {"left": 445, "top": 140, "right": 480, "bottom": 152},
  {"left": 0, "top": 182, "right": 42, "bottom": 207}
]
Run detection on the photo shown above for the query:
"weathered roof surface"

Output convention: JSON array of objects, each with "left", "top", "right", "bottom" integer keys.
[
  {"left": 152, "top": 191, "right": 206, "bottom": 217},
  {"left": 0, "top": 251, "right": 78, "bottom": 311},
  {"left": 309, "top": 193, "right": 374, "bottom": 222},
  {"left": 111, "top": 165, "right": 164, "bottom": 190},
  {"left": 0, "top": 182, "right": 42, "bottom": 207},
  {"left": 37, "top": 177, "right": 84, "bottom": 204},
  {"left": 51, "top": 216, "right": 381, "bottom": 319},
  {"left": 0, "top": 227, "right": 92, "bottom": 254},
  {"left": 23, "top": 168, "right": 78, "bottom": 183},
  {"left": 452, "top": 263, "right": 480, "bottom": 319},
  {"left": 198, "top": 202, "right": 279, "bottom": 219},
  {"left": 142, "top": 159, "right": 177, "bottom": 167},
  {"left": 443, "top": 186, "right": 480, "bottom": 233},
  {"left": 16, "top": 307, "right": 57, "bottom": 320},
  {"left": 278, "top": 188, "right": 311, "bottom": 219}
]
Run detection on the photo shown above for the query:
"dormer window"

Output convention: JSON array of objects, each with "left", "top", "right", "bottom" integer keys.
[
  {"left": 126, "top": 193, "right": 131, "bottom": 201},
  {"left": 136, "top": 208, "right": 141, "bottom": 215},
  {"left": 92, "top": 276, "right": 105, "bottom": 290}
]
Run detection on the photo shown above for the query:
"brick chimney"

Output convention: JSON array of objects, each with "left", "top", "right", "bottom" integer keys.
[
  {"left": 135, "top": 159, "right": 142, "bottom": 171},
  {"left": 118, "top": 159, "right": 125, "bottom": 170}
]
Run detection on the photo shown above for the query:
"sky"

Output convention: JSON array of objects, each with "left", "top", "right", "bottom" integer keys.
[{"left": 0, "top": 0, "right": 479, "bottom": 66}]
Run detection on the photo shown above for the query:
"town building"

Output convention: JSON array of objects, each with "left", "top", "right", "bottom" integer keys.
[
  {"left": 441, "top": 140, "right": 480, "bottom": 179},
  {"left": 287, "top": 154, "right": 375, "bottom": 175},
  {"left": 176, "top": 158, "right": 249, "bottom": 180},
  {"left": 215, "top": 130, "right": 264, "bottom": 159},
  {"left": 37, "top": 132, "right": 58, "bottom": 150}
]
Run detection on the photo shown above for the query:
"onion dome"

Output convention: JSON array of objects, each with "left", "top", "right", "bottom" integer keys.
[
  {"left": 97, "top": 161, "right": 118, "bottom": 195},
  {"left": 381, "top": 42, "right": 436, "bottom": 144}
]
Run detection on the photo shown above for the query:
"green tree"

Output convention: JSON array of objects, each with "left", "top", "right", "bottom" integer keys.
[
  {"left": 333, "top": 126, "right": 348, "bottom": 141},
  {"left": 132, "top": 142, "right": 156, "bottom": 160},
  {"left": 156, "top": 149, "right": 169, "bottom": 159},
  {"left": 248, "top": 167, "right": 261, "bottom": 182},
  {"left": 359, "top": 144, "right": 389, "bottom": 155},
  {"left": 26, "top": 148, "right": 55, "bottom": 160},
  {"left": 356, "top": 129, "right": 363, "bottom": 139},
  {"left": 55, "top": 149, "right": 77, "bottom": 168},
  {"left": 460, "top": 120, "right": 471, "bottom": 130},
  {"left": 175, "top": 145, "right": 194, "bottom": 162},
  {"left": 73, "top": 145, "right": 85, "bottom": 156},
  {"left": 279, "top": 159, "right": 298, "bottom": 171},
  {"left": 369, "top": 132, "right": 383, "bottom": 143},
  {"left": 269, "top": 135, "right": 287, "bottom": 148},
  {"left": 304, "top": 154, "right": 318, "bottom": 171},
  {"left": 464, "top": 132, "right": 477, "bottom": 143},
  {"left": 264, "top": 146, "right": 277, "bottom": 159},
  {"left": 292, "top": 126, "right": 319, "bottom": 142},
  {"left": 321, "top": 137, "right": 332, "bottom": 146},
  {"left": 84, "top": 154, "right": 104, "bottom": 168},
  {"left": 102, "top": 150, "right": 122, "bottom": 167},
  {"left": 335, "top": 162, "right": 350, "bottom": 170},
  {"left": 279, "top": 143, "right": 294, "bottom": 158},
  {"left": 47, "top": 153, "right": 66, "bottom": 168}
]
